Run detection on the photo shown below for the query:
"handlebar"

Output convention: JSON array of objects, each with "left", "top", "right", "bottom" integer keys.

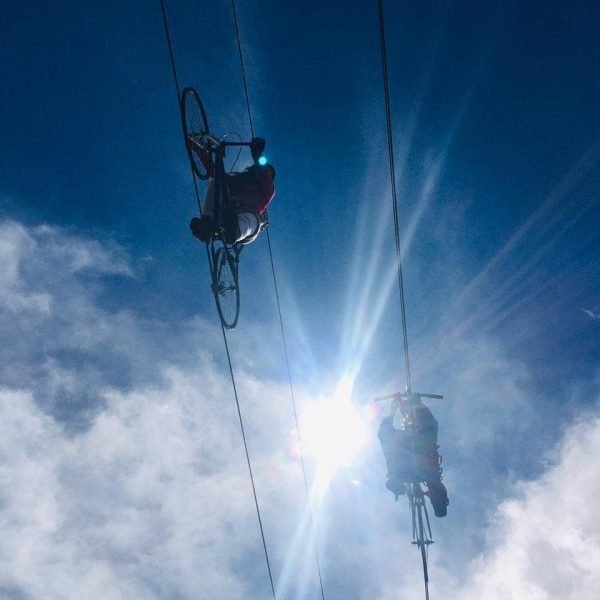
[
  {"left": 202, "top": 135, "right": 267, "bottom": 165},
  {"left": 202, "top": 136, "right": 263, "bottom": 150},
  {"left": 374, "top": 392, "right": 444, "bottom": 402}
]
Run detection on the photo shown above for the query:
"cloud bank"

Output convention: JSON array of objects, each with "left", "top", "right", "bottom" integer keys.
[
  {"left": 1, "top": 218, "right": 599, "bottom": 599},
  {"left": 447, "top": 410, "right": 600, "bottom": 600},
  {"left": 0, "top": 219, "right": 308, "bottom": 598}
]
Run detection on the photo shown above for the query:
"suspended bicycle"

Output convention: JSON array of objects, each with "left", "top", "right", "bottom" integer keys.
[
  {"left": 180, "top": 86, "right": 268, "bottom": 329},
  {"left": 375, "top": 391, "right": 448, "bottom": 600}
]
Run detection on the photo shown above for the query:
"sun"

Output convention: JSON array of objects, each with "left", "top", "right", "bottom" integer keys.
[{"left": 299, "top": 376, "right": 368, "bottom": 497}]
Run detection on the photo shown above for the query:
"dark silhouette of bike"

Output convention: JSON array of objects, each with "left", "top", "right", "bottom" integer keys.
[
  {"left": 181, "top": 86, "right": 263, "bottom": 329},
  {"left": 376, "top": 391, "right": 446, "bottom": 600}
]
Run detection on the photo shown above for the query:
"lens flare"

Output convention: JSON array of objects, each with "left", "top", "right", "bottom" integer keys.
[{"left": 299, "top": 376, "right": 367, "bottom": 496}]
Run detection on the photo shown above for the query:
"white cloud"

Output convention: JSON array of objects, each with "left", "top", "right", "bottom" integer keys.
[
  {"left": 448, "top": 410, "right": 600, "bottom": 600},
  {"left": 0, "top": 219, "right": 223, "bottom": 427},
  {"left": 2, "top": 217, "right": 600, "bottom": 599},
  {"left": 0, "top": 219, "right": 324, "bottom": 598},
  {"left": 0, "top": 378, "right": 269, "bottom": 599}
]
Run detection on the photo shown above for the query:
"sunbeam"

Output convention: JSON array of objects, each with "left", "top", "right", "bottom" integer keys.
[{"left": 299, "top": 376, "right": 368, "bottom": 498}]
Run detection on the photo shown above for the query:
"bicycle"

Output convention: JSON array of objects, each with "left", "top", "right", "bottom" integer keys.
[
  {"left": 180, "top": 86, "right": 266, "bottom": 329},
  {"left": 375, "top": 391, "right": 446, "bottom": 600}
]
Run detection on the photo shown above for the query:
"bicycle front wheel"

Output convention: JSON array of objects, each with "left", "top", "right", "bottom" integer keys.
[
  {"left": 181, "top": 87, "right": 210, "bottom": 180},
  {"left": 211, "top": 244, "right": 240, "bottom": 329}
]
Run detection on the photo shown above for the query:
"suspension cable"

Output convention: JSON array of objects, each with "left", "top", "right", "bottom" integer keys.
[
  {"left": 160, "top": 0, "right": 182, "bottom": 102},
  {"left": 265, "top": 230, "right": 326, "bottom": 600},
  {"left": 231, "top": 0, "right": 255, "bottom": 138},
  {"left": 377, "top": 0, "right": 412, "bottom": 392},
  {"left": 377, "top": 12, "right": 434, "bottom": 600},
  {"left": 219, "top": 325, "right": 277, "bottom": 599},
  {"left": 159, "top": 0, "right": 204, "bottom": 217},
  {"left": 159, "top": 3, "right": 276, "bottom": 597},
  {"left": 230, "top": 2, "right": 327, "bottom": 597}
]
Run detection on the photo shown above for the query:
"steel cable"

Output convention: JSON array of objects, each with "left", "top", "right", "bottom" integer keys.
[
  {"left": 377, "top": 0, "right": 413, "bottom": 392},
  {"left": 160, "top": 2, "right": 276, "bottom": 597},
  {"left": 230, "top": 1, "right": 327, "bottom": 596}
]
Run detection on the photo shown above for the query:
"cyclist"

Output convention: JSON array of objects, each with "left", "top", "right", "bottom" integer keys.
[
  {"left": 378, "top": 393, "right": 449, "bottom": 517},
  {"left": 189, "top": 137, "right": 276, "bottom": 245}
]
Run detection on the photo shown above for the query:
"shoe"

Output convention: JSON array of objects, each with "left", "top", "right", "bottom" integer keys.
[
  {"left": 425, "top": 480, "right": 449, "bottom": 517},
  {"left": 190, "top": 216, "right": 212, "bottom": 243}
]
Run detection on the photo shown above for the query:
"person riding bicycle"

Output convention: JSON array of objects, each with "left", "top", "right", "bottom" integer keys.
[
  {"left": 378, "top": 393, "right": 449, "bottom": 517},
  {"left": 189, "top": 137, "right": 276, "bottom": 245}
]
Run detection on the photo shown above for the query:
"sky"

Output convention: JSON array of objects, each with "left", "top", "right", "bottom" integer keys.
[{"left": 1, "top": 0, "right": 599, "bottom": 598}]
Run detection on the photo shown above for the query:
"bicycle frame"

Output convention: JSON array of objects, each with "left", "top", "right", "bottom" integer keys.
[{"left": 187, "top": 133, "right": 255, "bottom": 240}]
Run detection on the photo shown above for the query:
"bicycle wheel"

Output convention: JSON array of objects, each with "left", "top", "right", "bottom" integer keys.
[
  {"left": 211, "top": 243, "right": 240, "bottom": 329},
  {"left": 408, "top": 483, "right": 432, "bottom": 600},
  {"left": 416, "top": 503, "right": 430, "bottom": 600},
  {"left": 181, "top": 87, "right": 210, "bottom": 180}
]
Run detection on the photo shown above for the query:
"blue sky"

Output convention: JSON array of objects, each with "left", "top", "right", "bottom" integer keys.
[{"left": 1, "top": 0, "right": 599, "bottom": 598}]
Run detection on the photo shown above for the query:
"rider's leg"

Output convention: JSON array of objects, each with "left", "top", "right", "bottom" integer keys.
[
  {"left": 423, "top": 445, "right": 443, "bottom": 481},
  {"left": 421, "top": 443, "right": 448, "bottom": 517},
  {"left": 220, "top": 211, "right": 261, "bottom": 245},
  {"left": 425, "top": 480, "right": 449, "bottom": 517},
  {"left": 190, "top": 181, "right": 217, "bottom": 243},
  {"left": 379, "top": 426, "right": 412, "bottom": 496},
  {"left": 236, "top": 212, "right": 261, "bottom": 244},
  {"left": 222, "top": 210, "right": 239, "bottom": 244},
  {"left": 202, "top": 179, "right": 215, "bottom": 218}
]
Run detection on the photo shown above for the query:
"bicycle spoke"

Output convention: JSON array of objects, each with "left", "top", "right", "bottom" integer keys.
[
  {"left": 407, "top": 483, "right": 433, "bottom": 600},
  {"left": 211, "top": 244, "right": 240, "bottom": 329},
  {"left": 181, "top": 87, "right": 210, "bottom": 180}
]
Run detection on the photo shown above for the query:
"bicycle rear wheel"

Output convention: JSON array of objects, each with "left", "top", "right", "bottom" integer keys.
[
  {"left": 416, "top": 503, "right": 430, "bottom": 599},
  {"left": 211, "top": 243, "right": 240, "bottom": 329},
  {"left": 408, "top": 483, "right": 432, "bottom": 600},
  {"left": 181, "top": 87, "right": 210, "bottom": 180}
]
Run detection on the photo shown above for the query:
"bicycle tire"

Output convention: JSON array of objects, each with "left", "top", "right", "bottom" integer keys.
[
  {"left": 409, "top": 484, "right": 431, "bottom": 600},
  {"left": 417, "top": 505, "right": 430, "bottom": 595},
  {"left": 211, "top": 243, "right": 240, "bottom": 329},
  {"left": 181, "top": 87, "right": 210, "bottom": 180}
]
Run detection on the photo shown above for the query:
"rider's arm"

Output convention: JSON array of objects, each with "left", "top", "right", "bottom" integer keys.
[
  {"left": 228, "top": 165, "right": 275, "bottom": 214},
  {"left": 256, "top": 165, "right": 275, "bottom": 204}
]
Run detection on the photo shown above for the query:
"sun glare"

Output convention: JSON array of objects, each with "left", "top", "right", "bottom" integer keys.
[{"left": 299, "top": 377, "right": 368, "bottom": 496}]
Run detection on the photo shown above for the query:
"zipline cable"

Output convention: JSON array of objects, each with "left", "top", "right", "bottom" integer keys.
[
  {"left": 159, "top": 3, "right": 276, "bottom": 598},
  {"left": 230, "top": 3, "right": 327, "bottom": 598},
  {"left": 159, "top": 0, "right": 182, "bottom": 101},
  {"left": 377, "top": 0, "right": 413, "bottom": 393},
  {"left": 265, "top": 230, "right": 327, "bottom": 600},
  {"left": 219, "top": 325, "right": 277, "bottom": 600},
  {"left": 377, "top": 6, "right": 435, "bottom": 600},
  {"left": 231, "top": 0, "right": 255, "bottom": 138},
  {"left": 159, "top": 0, "right": 204, "bottom": 217}
]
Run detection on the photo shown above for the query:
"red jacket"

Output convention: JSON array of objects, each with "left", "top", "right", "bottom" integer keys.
[{"left": 227, "top": 165, "right": 275, "bottom": 215}]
